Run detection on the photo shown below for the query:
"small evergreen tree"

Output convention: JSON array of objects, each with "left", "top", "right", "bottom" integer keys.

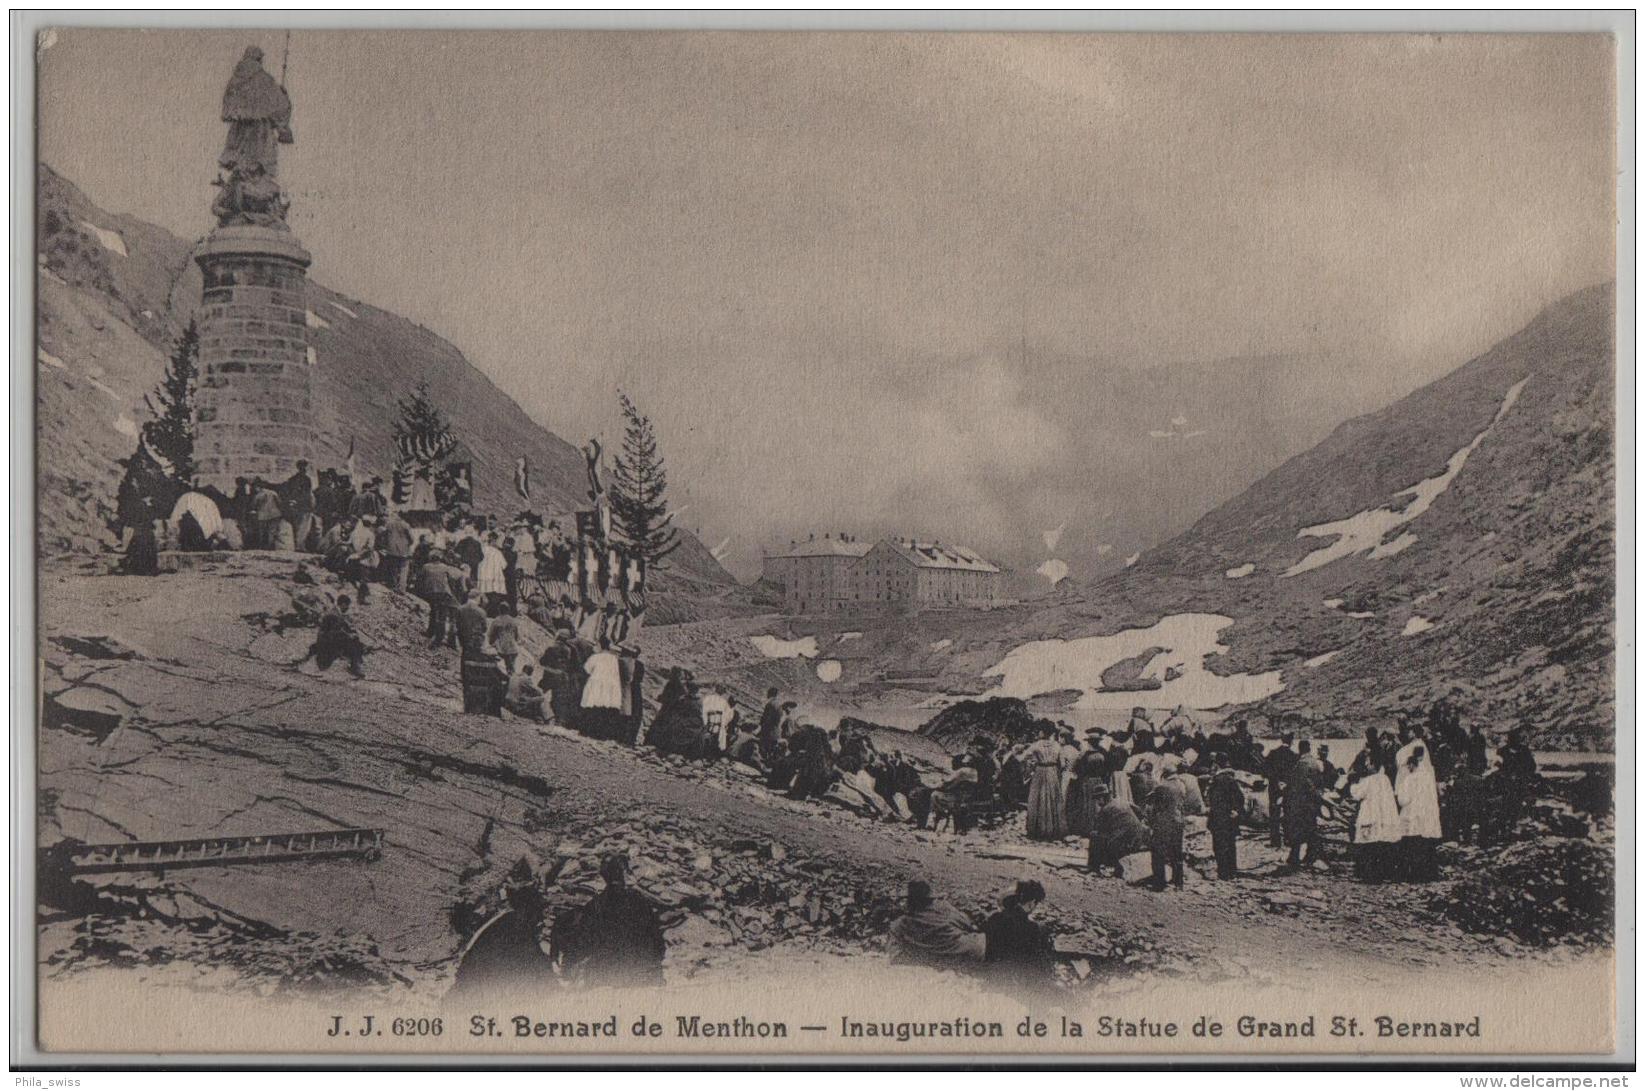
[
  {"left": 610, "top": 392, "right": 680, "bottom": 566},
  {"left": 141, "top": 319, "right": 199, "bottom": 484},
  {"left": 393, "top": 380, "right": 455, "bottom": 455}
]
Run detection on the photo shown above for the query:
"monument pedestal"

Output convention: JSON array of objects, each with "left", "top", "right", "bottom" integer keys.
[{"left": 191, "top": 224, "right": 315, "bottom": 492}]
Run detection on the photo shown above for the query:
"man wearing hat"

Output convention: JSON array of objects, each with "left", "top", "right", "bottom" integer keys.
[
  {"left": 1265, "top": 732, "right": 1298, "bottom": 848},
  {"left": 888, "top": 880, "right": 983, "bottom": 964},
  {"left": 450, "top": 855, "right": 555, "bottom": 997}
]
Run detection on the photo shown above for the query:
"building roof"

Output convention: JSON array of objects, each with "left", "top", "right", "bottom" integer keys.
[
  {"left": 880, "top": 538, "right": 1002, "bottom": 573},
  {"left": 766, "top": 537, "right": 874, "bottom": 560}
]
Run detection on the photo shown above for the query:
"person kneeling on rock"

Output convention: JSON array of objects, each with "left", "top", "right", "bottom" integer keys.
[{"left": 294, "top": 594, "right": 367, "bottom": 678}]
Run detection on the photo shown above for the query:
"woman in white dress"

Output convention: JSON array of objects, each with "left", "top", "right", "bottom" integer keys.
[
  {"left": 579, "top": 639, "right": 627, "bottom": 742},
  {"left": 1393, "top": 735, "right": 1444, "bottom": 881},
  {"left": 476, "top": 534, "right": 509, "bottom": 605},
  {"left": 1348, "top": 761, "right": 1402, "bottom": 881}
]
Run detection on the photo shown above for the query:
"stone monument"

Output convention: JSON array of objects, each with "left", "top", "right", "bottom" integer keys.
[{"left": 191, "top": 45, "right": 315, "bottom": 493}]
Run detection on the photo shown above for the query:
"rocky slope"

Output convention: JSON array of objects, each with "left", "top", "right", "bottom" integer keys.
[
  {"left": 37, "top": 554, "right": 1610, "bottom": 1024},
  {"left": 34, "top": 164, "right": 732, "bottom": 586},
  {"left": 947, "top": 284, "right": 1615, "bottom": 746}
]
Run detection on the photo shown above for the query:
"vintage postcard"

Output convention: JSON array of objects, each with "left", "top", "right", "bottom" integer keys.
[{"left": 24, "top": 23, "right": 1624, "bottom": 1062}]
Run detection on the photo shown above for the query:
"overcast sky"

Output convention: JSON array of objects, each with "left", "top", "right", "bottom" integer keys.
[{"left": 39, "top": 30, "right": 1615, "bottom": 579}]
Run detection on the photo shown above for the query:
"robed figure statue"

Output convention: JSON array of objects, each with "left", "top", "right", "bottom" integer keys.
[{"left": 212, "top": 46, "right": 295, "bottom": 228}]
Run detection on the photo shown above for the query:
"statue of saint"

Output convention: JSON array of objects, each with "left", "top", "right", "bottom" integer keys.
[{"left": 213, "top": 47, "right": 294, "bottom": 228}]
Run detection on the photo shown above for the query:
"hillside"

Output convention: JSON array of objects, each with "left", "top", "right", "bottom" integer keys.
[
  {"left": 978, "top": 283, "right": 1616, "bottom": 746},
  {"left": 715, "top": 285, "right": 1616, "bottom": 749},
  {"left": 36, "top": 553, "right": 1608, "bottom": 1031},
  {"left": 33, "top": 164, "right": 733, "bottom": 586}
]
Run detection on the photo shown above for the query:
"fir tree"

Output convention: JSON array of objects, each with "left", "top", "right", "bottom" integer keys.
[
  {"left": 141, "top": 319, "right": 199, "bottom": 484},
  {"left": 610, "top": 392, "right": 680, "bottom": 565},
  {"left": 393, "top": 380, "right": 454, "bottom": 453}
]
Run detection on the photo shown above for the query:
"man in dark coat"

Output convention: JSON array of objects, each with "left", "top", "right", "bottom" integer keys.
[
  {"left": 1264, "top": 734, "right": 1298, "bottom": 848},
  {"left": 122, "top": 521, "right": 160, "bottom": 576},
  {"left": 279, "top": 460, "right": 317, "bottom": 552},
  {"left": 455, "top": 589, "right": 489, "bottom": 660},
  {"left": 551, "top": 854, "right": 665, "bottom": 987},
  {"left": 1284, "top": 741, "right": 1325, "bottom": 869},
  {"left": 418, "top": 551, "right": 464, "bottom": 648},
  {"left": 1206, "top": 762, "right": 1245, "bottom": 879},
  {"left": 1145, "top": 773, "right": 1187, "bottom": 891}
]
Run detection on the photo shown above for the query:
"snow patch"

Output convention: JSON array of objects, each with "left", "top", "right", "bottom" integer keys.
[
  {"left": 815, "top": 660, "right": 843, "bottom": 683},
  {"left": 37, "top": 350, "right": 65, "bottom": 370},
  {"left": 836, "top": 632, "right": 863, "bottom": 643},
  {"left": 326, "top": 300, "right": 358, "bottom": 318},
  {"left": 85, "top": 375, "right": 121, "bottom": 401},
  {"left": 1402, "top": 616, "right": 1435, "bottom": 636},
  {"left": 1042, "top": 523, "right": 1065, "bottom": 552},
  {"left": 928, "top": 639, "right": 952, "bottom": 652},
  {"left": 1123, "top": 552, "right": 1141, "bottom": 568},
  {"left": 305, "top": 310, "right": 331, "bottom": 330},
  {"left": 112, "top": 413, "right": 139, "bottom": 439},
  {"left": 78, "top": 220, "right": 127, "bottom": 257},
  {"left": 1037, "top": 558, "right": 1069, "bottom": 585},
  {"left": 1225, "top": 563, "right": 1255, "bottom": 579},
  {"left": 306, "top": 346, "right": 318, "bottom": 366},
  {"left": 1096, "top": 543, "right": 1113, "bottom": 557},
  {"left": 1302, "top": 650, "right": 1340, "bottom": 669},
  {"left": 981, "top": 613, "right": 1285, "bottom": 711},
  {"left": 1284, "top": 378, "right": 1530, "bottom": 577},
  {"left": 750, "top": 635, "right": 819, "bottom": 660}
]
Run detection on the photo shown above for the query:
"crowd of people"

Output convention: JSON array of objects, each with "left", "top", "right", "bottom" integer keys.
[{"left": 938, "top": 701, "right": 1544, "bottom": 891}]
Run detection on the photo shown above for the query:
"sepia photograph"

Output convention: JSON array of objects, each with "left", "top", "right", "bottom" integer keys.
[{"left": 18, "top": 16, "right": 1628, "bottom": 1065}]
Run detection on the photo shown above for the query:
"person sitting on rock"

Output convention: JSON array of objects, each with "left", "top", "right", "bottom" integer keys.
[
  {"left": 888, "top": 879, "right": 984, "bottom": 966},
  {"left": 981, "top": 880, "right": 1054, "bottom": 994},
  {"left": 295, "top": 594, "right": 366, "bottom": 678},
  {"left": 503, "top": 663, "right": 548, "bottom": 722},
  {"left": 551, "top": 853, "right": 665, "bottom": 987}
]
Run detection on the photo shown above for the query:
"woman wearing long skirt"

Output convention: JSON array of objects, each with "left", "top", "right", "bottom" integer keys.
[
  {"left": 1065, "top": 739, "right": 1109, "bottom": 837},
  {"left": 1024, "top": 727, "right": 1066, "bottom": 841}
]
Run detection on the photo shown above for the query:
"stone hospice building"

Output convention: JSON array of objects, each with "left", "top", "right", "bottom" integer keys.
[{"left": 761, "top": 534, "right": 1002, "bottom": 615}]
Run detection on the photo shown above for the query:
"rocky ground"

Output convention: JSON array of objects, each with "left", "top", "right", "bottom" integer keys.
[{"left": 36, "top": 553, "right": 1614, "bottom": 1010}]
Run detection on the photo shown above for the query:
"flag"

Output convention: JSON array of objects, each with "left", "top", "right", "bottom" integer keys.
[
  {"left": 514, "top": 455, "right": 531, "bottom": 500},
  {"left": 395, "top": 429, "right": 456, "bottom": 465},
  {"left": 345, "top": 436, "right": 357, "bottom": 485}
]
